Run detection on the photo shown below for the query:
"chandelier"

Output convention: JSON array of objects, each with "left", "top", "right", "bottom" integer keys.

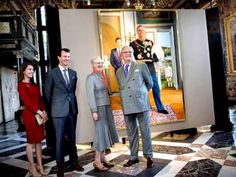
[
  {"left": 134, "top": 0, "right": 144, "bottom": 10},
  {"left": 125, "top": 0, "right": 175, "bottom": 9}
]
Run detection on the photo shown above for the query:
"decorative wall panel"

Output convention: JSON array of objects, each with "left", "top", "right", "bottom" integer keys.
[{"left": 0, "top": 67, "right": 20, "bottom": 122}]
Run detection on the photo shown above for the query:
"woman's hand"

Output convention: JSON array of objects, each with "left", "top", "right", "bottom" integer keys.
[
  {"left": 37, "top": 110, "right": 48, "bottom": 123},
  {"left": 42, "top": 111, "right": 48, "bottom": 123},
  {"left": 92, "top": 112, "right": 98, "bottom": 121},
  {"left": 37, "top": 110, "right": 43, "bottom": 117}
]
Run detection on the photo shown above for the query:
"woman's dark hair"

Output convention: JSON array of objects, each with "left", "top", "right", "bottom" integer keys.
[{"left": 18, "top": 61, "right": 36, "bottom": 84}]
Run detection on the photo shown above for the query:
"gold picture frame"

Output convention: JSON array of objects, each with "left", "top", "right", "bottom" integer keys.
[{"left": 224, "top": 12, "right": 236, "bottom": 75}]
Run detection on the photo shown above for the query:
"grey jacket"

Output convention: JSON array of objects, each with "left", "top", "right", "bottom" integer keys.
[
  {"left": 116, "top": 61, "right": 153, "bottom": 115},
  {"left": 44, "top": 67, "right": 78, "bottom": 117},
  {"left": 86, "top": 73, "right": 110, "bottom": 113}
]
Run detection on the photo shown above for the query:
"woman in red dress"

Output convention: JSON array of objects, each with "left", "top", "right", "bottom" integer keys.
[{"left": 18, "top": 62, "right": 48, "bottom": 176}]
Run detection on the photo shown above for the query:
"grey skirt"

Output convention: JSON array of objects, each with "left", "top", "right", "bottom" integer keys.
[{"left": 93, "top": 105, "right": 119, "bottom": 151}]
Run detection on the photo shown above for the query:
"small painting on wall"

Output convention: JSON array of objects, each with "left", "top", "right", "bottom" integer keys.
[{"left": 136, "top": 11, "right": 173, "bottom": 24}]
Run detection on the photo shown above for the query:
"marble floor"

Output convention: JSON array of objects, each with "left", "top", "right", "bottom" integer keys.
[{"left": 0, "top": 120, "right": 236, "bottom": 177}]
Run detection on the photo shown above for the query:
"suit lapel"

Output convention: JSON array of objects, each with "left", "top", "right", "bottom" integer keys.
[
  {"left": 115, "top": 48, "right": 120, "bottom": 59},
  {"left": 93, "top": 73, "right": 103, "bottom": 82},
  {"left": 55, "top": 67, "right": 70, "bottom": 90},
  {"left": 126, "top": 62, "right": 136, "bottom": 81},
  {"left": 68, "top": 69, "right": 73, "bottom": 89},
  {"left": 119, "top": 61, "right": 136, "bottom": 89},
  {"left": 118, "top": 66, "right": 126, "bottom": 88}
]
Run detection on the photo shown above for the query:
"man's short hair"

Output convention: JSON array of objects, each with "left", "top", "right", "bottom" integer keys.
[
  {"left": 115, "top": 37, "right": 121, "bottom": 42},
  {"left": 57, "top": 48, "right": 70, "bottom": 57},
  {"left": 136, "top": 24, "right": 144, "bottom": 30}
]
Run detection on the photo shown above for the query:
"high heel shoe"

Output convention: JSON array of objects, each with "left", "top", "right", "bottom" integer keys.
[
  {"left": 36, "top": 165, "right": 47, "bottom": 176},
  {"left": 28, "top": 168, "right": 38, "bottom": 177},
  {"left": 93, "top": 162, "right": 108, "bottom": 171},
  {"left": 102, "top": 161, "right": 115, "bottom": 168}
]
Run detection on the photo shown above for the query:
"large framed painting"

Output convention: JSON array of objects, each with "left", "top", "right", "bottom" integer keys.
[
  {"left": 98, "top": 10, "right": 185, "bottom": 130},
  {"left": 224, "top": 12, "right": 236, "bottom": 74}
]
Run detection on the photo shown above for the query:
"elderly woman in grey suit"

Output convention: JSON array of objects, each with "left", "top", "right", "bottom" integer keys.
[{"left": 86, "top": 56, "right": 119, "bottom": 171}]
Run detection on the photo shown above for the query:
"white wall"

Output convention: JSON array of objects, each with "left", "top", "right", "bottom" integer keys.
[
  {"left": 59, "top": 9, "right": 215, "bottom": 142},
  {"left": 59, "top": 9, "right": 100, "bottom": 143}
]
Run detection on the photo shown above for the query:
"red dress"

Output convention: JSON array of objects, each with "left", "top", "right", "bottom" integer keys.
[{"left": 18, "top": 82, "right": 45, "bottom": 143}]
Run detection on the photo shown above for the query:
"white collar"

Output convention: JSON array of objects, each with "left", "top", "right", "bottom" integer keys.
[
  {"left": 124, "top": 63, "right": 130, "bottom": 69},
  {"left": 58, "top": 65, "right": 68, "bottom": 72}
]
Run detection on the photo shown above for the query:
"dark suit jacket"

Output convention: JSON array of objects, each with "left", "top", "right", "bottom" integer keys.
[
  {"left": 110, "top": 48, "right": 122, "bottom": 71},
  {"left": 44, "top": 66, "right": 78, "bottom": 117}
]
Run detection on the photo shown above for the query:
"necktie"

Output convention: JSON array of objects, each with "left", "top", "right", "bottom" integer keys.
[
  {"left": 63, "top": 69, "right": 69, "bottom": 86},
  {"left": 124, "top": 64, "right": 129, "bottom": 77}
]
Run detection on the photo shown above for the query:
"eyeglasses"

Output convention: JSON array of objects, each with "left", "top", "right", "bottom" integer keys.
[{"left": 121, "top": 51, "right": 133, "bottom": 54}]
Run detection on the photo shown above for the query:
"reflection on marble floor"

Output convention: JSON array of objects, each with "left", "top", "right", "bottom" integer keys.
[
  {"left": 176, "top": 159, "right": 222, "bottom": 177},
  {"left": 0, "top": 120, "right": 236, "bottom": 177}
]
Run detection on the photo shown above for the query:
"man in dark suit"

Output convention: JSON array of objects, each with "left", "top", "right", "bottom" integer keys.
[
  {"left": 116, "top": 46, "right": 154, "bottom": 168},
  {"left": 130, "top": 25, "right": 168, "bottom": 114},
  {"left": 110, "top": 37, "right": 123, "bottom": 72},
  {"left": 44, "top": 48, "right": 84, "bottom": 177}
]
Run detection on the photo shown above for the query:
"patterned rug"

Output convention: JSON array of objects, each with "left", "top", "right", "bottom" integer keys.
[{"left": 113, "top": 105, "right": 178, "bottom": 130}]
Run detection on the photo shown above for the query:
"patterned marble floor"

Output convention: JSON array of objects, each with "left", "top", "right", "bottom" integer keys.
[{"left": 0, "top": 120, "right": 236, "bottom": 177}]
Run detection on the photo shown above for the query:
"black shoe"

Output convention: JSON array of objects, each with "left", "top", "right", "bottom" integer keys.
[
  {"left": 123, "top": 159, "right": 139, "bottom": 167},
  {"left": 147, "top": 157, "right": 154, "bottom": 168},
  {"left": 57, "top": 166, "right": 64, "bottom": 177},
  {"left": 158, "top": 109, "right": 168, "bottom": 114},
  {"left": 72, "top": 162, "right": 84, "bottom": 171}
]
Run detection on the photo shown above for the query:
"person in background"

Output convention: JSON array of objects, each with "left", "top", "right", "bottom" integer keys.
[
  {"left": 18, "top": 62, "right": 47, "bottom": 176},
  {"left": 44, "top": 48, "right": 84, "bottom": 177},
  {"left": 130, "top": 25, "right": 168, "bottom": 114},
  {"left": 165, "top": 64, "right": 173, "bottom": 87},
  {"left": 110, "top": 37, "right": 123, "bottom": 72},
  {"left": 116, "top": 46, "right": 154, "bottom": 168},
  {"left": 86, "top": 56, "right": 119, "bottom": 171}
]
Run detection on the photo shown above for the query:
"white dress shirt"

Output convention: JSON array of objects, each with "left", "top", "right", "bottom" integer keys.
[{"left": 58, "top": 64, "right": 70, "bottom": 84}]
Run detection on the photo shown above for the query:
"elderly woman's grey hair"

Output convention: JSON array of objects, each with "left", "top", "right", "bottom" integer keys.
[{"left": 90, "top": 56, "right": 103, "bottom": 65}]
